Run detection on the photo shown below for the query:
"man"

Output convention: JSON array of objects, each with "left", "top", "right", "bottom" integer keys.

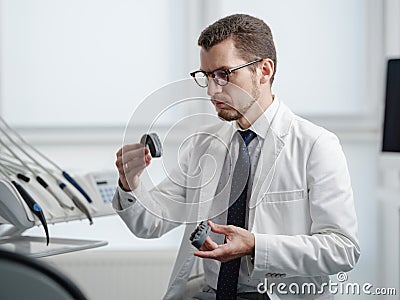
[{"left": 113, "top": 14, "right": 360, "bottom": 300}]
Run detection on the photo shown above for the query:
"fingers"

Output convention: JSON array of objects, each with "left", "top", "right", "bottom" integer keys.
[
  {"left": 194, "top": 222, "right": 254, "bottom": 262},
  {"left": 116, "top": 145, "right": 148, "bottom": 161},
  {"left": 199, "top": 236, "right": 218, "bottom": 251},
  {"left": 115, "top": 145, "right": 149, "bottom": 169},
  {"left": 116, "top": 156, "right": 143, "bottom": 177},
  {"left": 145, "top": 152, "right": 152, "bottom": 166},
  {"left": 194, "top": 244, "right": 232, "bottom": 262},
  {"left": 116, "top": 144, "right": 146, "bottom": 157},
  {"left": 208, "top": 220, "right": 234, "bottom": 235},
  {"left": 195, "top": 222, "right": 233, "bottom": 261},
  {"left": 115, "top": 144, "right": 152, "bottom": 191}
]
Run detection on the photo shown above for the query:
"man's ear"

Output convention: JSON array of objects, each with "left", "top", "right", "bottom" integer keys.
[{"left": 259, "top": 59, "right": 274, "bottom": 84}]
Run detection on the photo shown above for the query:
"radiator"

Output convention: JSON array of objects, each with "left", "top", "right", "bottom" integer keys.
[{"left": 43, "top": 250, "right": 178, "bottom": 300}]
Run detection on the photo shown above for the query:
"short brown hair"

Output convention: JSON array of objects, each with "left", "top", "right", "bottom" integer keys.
[{"left": 198, "top": 14, "right": 277, "bottom": 84}]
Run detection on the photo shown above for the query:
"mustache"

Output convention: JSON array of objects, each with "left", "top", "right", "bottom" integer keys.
[{"left": 211, "top": 98, "right": 232, "bottom": 105}]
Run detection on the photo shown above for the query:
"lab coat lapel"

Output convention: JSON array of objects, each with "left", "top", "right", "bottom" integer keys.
[
  {"left": 248, "top": 102, "right": 294, "bottom": 231},
  {"left": 197, "top": 123, "right": 234, "bottom": 222},
  {"left": 164, "top": 123, "right": 234, "bottom": 299}
]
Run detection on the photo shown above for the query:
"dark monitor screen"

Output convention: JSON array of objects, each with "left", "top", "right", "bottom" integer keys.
[{"left": 382, "top": 59, "right": 400, "bottom": 152}]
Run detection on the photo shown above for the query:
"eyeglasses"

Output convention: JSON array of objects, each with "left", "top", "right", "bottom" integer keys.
[{"left": 190, "top": 58, "right": 263, "bottom": 88}]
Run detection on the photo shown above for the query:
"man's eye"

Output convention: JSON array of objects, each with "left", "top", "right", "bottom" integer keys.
[{"left": 214, "top": 70, "right": 227, "bottom": 79}]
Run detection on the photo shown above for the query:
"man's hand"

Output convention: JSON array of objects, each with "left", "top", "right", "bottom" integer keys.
[
  {"left": 194, "top": 221, "right": 255, "bottom": 263},
  {"left": 115, "top": 144, "right": 152, "bottom": 191}
]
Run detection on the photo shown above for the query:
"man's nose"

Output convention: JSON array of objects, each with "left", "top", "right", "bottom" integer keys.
[{"left": 207, "top": 79, "right": 223, "bottom": 97}]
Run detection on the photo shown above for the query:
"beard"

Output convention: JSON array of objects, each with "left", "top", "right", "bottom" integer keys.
[
  {"left": 217, "top": 100, "right": 253, "bottom": 121},
  {"left": 216, "top": 76, "right": 260, "bottom": 122}
]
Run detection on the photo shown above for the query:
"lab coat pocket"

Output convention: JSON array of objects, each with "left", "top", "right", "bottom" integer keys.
[
  {"left": 253, "top": 189, "right": 310, "bottom": 235},
  {"left": 262, "top": 189, "right": 305, "bottom": 203}
]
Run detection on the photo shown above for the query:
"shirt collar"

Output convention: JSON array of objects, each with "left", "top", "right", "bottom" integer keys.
[{"left": 232, "top": 95, "right": 279, "bottom": 140}]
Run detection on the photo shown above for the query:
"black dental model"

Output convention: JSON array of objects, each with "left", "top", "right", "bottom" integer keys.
[
  {"left": 140, "top": 133, "right": 163, "bottom": 158},
  {"left": 190, "top": 221, "right": 211, "bottom": 249}
]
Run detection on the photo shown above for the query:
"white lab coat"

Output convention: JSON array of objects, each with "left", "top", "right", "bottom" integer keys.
[{"left": 113, "top": 100, "right": 360, "bottom": 300}]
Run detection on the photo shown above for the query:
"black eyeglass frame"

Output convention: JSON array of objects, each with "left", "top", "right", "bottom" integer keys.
[{"left": 190, "top": 58, "right": 263, "bottom": 88}]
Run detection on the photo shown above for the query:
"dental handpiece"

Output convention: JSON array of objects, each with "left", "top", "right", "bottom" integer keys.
[
  {"left": 0, "top": 166, "right": 49, "bottom": 245},
  {"left": 59, "top": 182, "right": 93, "bottom": 225},
  {"left": 0, "top": 137, "right": 74, "bottom": 211},
  {"left": 0, "top": 117, "right": 93, "bottom": 204},
  {"left": 12, "top": 180, "right": 50, "bottom": 245},
  {"left": 36, "top": 176, "right": 75, "bottom": 211},
  {"left": 1, "top": 154, "right": 92, "bottom": 222}
]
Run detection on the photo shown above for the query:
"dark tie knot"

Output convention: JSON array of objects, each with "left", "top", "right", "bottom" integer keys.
[{"left": 238, "top": 129, "right": 257, "bottom": 146}]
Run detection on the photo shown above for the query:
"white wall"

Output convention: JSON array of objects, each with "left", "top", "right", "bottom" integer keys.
[
  {"left": 0, "top": 0, "right": 188, "bottom": 127},
  {"left": 1, "top": 0, "right": 376, "bottom": 126}
]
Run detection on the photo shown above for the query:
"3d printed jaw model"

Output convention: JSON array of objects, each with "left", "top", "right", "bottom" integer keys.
[{"left": 190, "top": 221, "right": 211, "bottom": 249}]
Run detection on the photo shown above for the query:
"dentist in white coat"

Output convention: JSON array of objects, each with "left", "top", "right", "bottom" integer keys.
[{"left": 113, "top": 14, "right": 360, "bottom": 300}]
